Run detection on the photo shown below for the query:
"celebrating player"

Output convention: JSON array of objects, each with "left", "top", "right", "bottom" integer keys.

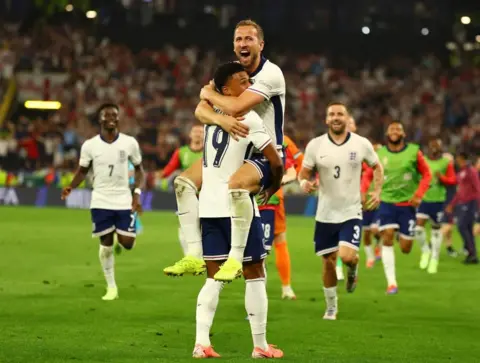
[
  {"left": 193, "top": 62, "right": 283, "bottom": 359},
  {"left": 298, "top": 103, "right": 383, "bottom": 320},
  {"left": 164, "top": 19, "right": 286, "bottom": 282},
  {"left": 258, "top": 135, "right": 303, "bottom": 300},
  {"left": 160, "top": 124, "right": 203, "bottom": 254},
  {"left": 61, "top": 103, "right": 144, "bottom": 301},
  {"left": 376, "top": 121, "right": 431, "bottom": 294},
  {"left": 415, "top": 138, "right": 456, "bottom": 273}
]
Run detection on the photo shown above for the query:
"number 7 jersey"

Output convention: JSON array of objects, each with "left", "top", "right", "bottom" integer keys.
[
  {"left": 79, "top": 133, "right": 142, "bottom": 210},
  {"left": 303, "top": 133, "right": 378, "bottom": 223},
  {"left": 199, "top": 110, "right": 271, "bottom": 218}
]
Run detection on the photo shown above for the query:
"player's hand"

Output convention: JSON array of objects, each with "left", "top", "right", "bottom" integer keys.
[
  {"left": 300, "top": 179, "right": 318, "bottom": 194},
  {"left": 409, "top": 195, "right": 422, "bottom": 208},
  {"left": 366, "top": 190, "right": 381, "bottom": 210},
  {"left": 445, "top": 204, "right": 453, "bottom": 214},
  {"left": 200, "top": 82, "right": 216, "bottom": 101},
  {"left": 217, "top": 115, "right": 248, "bottom": 141},
  {"left": 61, "top": 186, "right": 72, "bottom": 200},
  {"left": 257, "top": 187, "right": 275, "bottom": 206},
  {"left": 132, "top": 194, "right": 143, "bottom": 214}
]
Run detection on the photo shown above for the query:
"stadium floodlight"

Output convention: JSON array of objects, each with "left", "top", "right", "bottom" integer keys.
[
  {"left": 446, "top": 42, "right": 457, "bottom": 50},
  {"left": 464, "top": 42, "right": 474, "bottom": 51},
  {"left": 460, "top": 16, "right": 471, "bottom": 25},
  {"left": 476, "top": 35, "right": 480, "bottom": 43},
  {"left": 421, "top": 28, "right": 429, "bottom": 36},
  {"left": 86, "top": 10, "right": 97, "bottom": 19},
  {"left": 65, "top": 4, "right": 73, "bottom": 12},
  {"left": 362, "top": 26, "right": 370, "bottom": 35},
  {"left": 24, "top": 101, "right": 62, "bottom": 110}
]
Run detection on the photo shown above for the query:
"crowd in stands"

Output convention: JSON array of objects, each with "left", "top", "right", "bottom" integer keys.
[{"left": 0, "top": 22, "right": 479, "bottom": 189}]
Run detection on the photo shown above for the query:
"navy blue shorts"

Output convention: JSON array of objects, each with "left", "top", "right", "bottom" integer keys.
[
  {"left": 91, "top": 209, "right": 136, "bottom": 237},
  {"left": 246, "top": 153, "right": 285, "bottom": 191},
  {"left": 200, "top": 217, "right": 267, "bottom": 263},
  {"left": 378, "top": 202, "right": 416, "bottom": 239},
  {"left": 362, "top": 209, "right": 380, "bottom": 229},
  {"left": 259, "top": 209, "right": 275, "bottom": 251},
  {"left": 417, "top": 201, "right": 445, "bottom": 226},
  {"left": 313, "top": 219, "right": 362, "bottom": 256}
]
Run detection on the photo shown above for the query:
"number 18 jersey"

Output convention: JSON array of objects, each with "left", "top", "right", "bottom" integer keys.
[{"left": 199, "top": 110, "right": 271, "bottom": 218}]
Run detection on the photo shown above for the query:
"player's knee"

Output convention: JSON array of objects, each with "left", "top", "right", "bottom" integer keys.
[
  {"left": 118, "top": 236, "right": 136, "bottom": 250},
  {"left": 174, "top": 176, "right": 198, "bottom": 196},
  {"left": 323, "top": 253, "right": 336, "bottom": 269},
  {"left": 206, "top": 261, "right": 222, "bottom": 278},
  {"left": 381, "top": 231, "right": 394, "bottom": 246},
  {"left": 243, "top": 261, "right": 265, "bottom": 280},
  {"left": 399, "top": 240, "right": 413, "bottom": 254},
  {"left": 100, "top": 233, "right": 114, "bottom": 246}
]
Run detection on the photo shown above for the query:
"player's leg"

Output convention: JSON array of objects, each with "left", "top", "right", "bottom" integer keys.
[
  {"left": 416, "top": 203, "right": 432, "bottom": 269},
  {"left": 378, "top": 203, "right": 400, "bottom": 294},
  {"left": 362, "top": 211, "right": 375, "bottom": 268},
  {"left": 272, "top": 199, "right": 295, "bottom": 300},
  {"left": 338, "top": 219, "right": 361, "bottom": 293},
  {"left": 164, "top": 159, "right": 206, "bottom": 276},
  {"left": 214, "top": 162, "right": 261, "bottom": 282},
  {"left": 242, "top": 217, "right": 283, "bottom": 358},
  {"left": 371, "top": 214, "right": 382, "bottom": 260},
  {"left": 441, "top": 222, "right": 457, "bottom": 257},
  {"left": 335, "top": 257, "right": 344, "bottom": 281},
  {"left": 177, "top": 227, "right": 187, "bottom": 255},
  {"left": 91, "top": 209, "right": 118, "bottom": 300},
  {"left": 456, "top": 202, "right": 479, "bottom": 264},
  {"left": 192, "top": 218, "right": 227, "bottom": 358},
  {"left": 427, "top": 205, "right": 446, "bottom": 274},
  {"left": 397, "top": 206, "right": 416, "bottom": 256}
]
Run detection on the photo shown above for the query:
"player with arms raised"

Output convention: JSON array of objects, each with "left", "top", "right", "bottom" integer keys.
[
  {"left": 415, "top": 138, "right": 456, "bottom": 273},
  {"left": 164, "top": 19, "right": 286, "bottom": 282},
  {"left": 193, "top": 62, "right": 283, "bottom": 359},
  {"left": 377, "top": 121, "right": 431, "bottom": 294},
  {"left": 61, "top": 104, "right": 144, "bottom": 301},
  {"left": 298, "top": 103, "right": 383, "bottom": 320}
]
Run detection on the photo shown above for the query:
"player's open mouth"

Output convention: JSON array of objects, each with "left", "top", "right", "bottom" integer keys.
[{"left": 240, "top": 50, "right": 251, "bottom": 59}]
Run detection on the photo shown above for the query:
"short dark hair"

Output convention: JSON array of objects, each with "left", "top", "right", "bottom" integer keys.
[
  {"left": 97, "top": 103, "right": 119, "bottom": 119},
  {"left": 326, "top": 102, "right": 349, "bottom": 114},
  {"left": 213, "top": 62, "right": 246, "bottom": 94},
  {"left": 457, "top": 151, "right": 469, "bottom": 160}
]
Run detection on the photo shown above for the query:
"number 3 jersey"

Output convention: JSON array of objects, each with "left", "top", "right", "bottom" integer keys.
[
  {"left": 303, "top": 132, "right": 378, "bottom": 224},
  {"left": 199, "top": 110, "right": 271, "bottom": 218},
  {"left": 79, "top": 133, "right": 142, "bottom": 210}
]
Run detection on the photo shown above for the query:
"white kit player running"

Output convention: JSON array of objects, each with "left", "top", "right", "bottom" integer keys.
[
  {"left": 164, "top": 19, "right": 286, "bottom": 282},
  {"left": 61, "top": 103, "right": 144, "bottom": 301},
  {"left": 298, "top": 103, "right": 383, "bottom": 320},
  {"left": 192, "top": 62, "right": 283, "bottom": 359}
]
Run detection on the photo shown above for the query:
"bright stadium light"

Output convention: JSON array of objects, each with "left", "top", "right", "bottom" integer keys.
[
  {"left": 464, "top": 42, "right": 474, "bottom": 51},
  {"left": 65, "top": 4, "right": 73, "bottom": 12},
  {"left": 362, "top": 26, "right": 370, "bottom": 35},
  {"left": 476, "top": 35, "right": 480, "bottom": 43},
  {"left": 421, "top": 27, "right": 429, "bottom": 36},
  {"left": 24, "top": 101, "right": 62, "bottom": 110},
  {"left": 86, "top": 10, "right": 97, "bottom": 19},
  {"left": 460, "top": 16, "right": 471, "bottom": 25},
  {"left": 446, "top": 42, "right": 457, "bottom": 50}
]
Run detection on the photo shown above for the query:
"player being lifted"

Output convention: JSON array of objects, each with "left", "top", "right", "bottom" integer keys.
[
  {"left": 377, "top": 121, "right": 431, "bottom": 294},
  {"left": 298, "top": 103, "right": 383, "bottom": 320},
  {"left": 258, "top": 135, "right": 303, "bottom": 300},
  {"left": 164, "top": 19, "right": 286, "bottom": 282},
  {"left": 415, "top": 138, "right": 456, "bottom": 273},
  {"left": 193, "top": 62, "right": 283, "bottom": 359},
  {"left": 160, "top": 124, "right": 203, "bottom": 254},
  {"left": 61, "top": 104, "right": 144, "bottom": 300}
]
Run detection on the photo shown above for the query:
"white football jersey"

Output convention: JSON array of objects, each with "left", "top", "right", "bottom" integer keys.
[
  {"left": 247, "top": 57, "right": 286, "bottom": 153},
  {"left": 303, "top": 132, "right": 378, "bottom": 223},
  {"left": 199, "top": 110, "right": 271, "bottom": 218},
  {"left": 79, "top": 133, "right": 142, "bottom": 210}
]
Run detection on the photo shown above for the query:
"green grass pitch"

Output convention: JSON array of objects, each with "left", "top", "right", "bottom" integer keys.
[{"left": 1, "top": 207, "right": 479, "bottom": 363}]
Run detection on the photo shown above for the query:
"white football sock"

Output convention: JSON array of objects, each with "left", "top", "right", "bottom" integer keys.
[
  {"left": 99, "top": 245, "right": 116, "bottom": 288},
  {"left": 381, "top": 245, "right": 397, "bottom": 286},
  {"left": 195, "top": 278, "right": 223, "bottom": 347},
  {"left": 364, "top": 245, "right": 375, "bottom": 261},
  {"left": 228, "top": 189, "right": 253, "bottom": 263},
  {"left": 178, "top": 227, "right": 187, "bottom": 256},
  {"left": 431, "top": 228, "right": 443, "bottom": 260},
  {"left": 415, "top": 226, "right": 430, "bottom": 253},
  {"left": 245, "top": 278, "right": 268, "bottom": 351},
  {"left": 323, "top": 286, "right": 338, "bottom": 310},
  {"left": 174, "top": 176, "right": 203, "bottom": 259}
]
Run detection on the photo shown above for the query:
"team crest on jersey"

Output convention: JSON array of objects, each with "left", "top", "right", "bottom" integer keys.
[
  {"left": 118, "top": 150, "right": 127, "bottom": 163},
  {"left": 349, "top": 152, "right": 356, "bottom": 161}
]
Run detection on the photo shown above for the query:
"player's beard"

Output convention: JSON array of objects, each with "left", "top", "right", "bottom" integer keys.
[
  {"left": 387, "top": 135, "right": 404, "bottom": 145},
  {"left": 329, "top": 121, "right": 346, "bottom": 135}
]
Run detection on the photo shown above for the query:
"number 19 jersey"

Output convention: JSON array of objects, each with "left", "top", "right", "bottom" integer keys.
[
  {"left": 199, "top": 110, "right": 271, "bottom": 218},
  {"left": 303, "top": 132, "right": 378, "bottom": 224},
  {"left": 79, "top": 133, "right": 142, "bottom": 210}
]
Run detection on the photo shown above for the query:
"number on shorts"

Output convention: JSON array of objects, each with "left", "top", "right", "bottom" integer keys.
[
  {"left": 108, "top": 164, "right": 114, "bottom": 176},
  {"left": 333, "top": 166, "right": 341, "bottom": 179},
  {"left": 129, "top": 213, "right": 135, "bottom": 228},
  {"left": 353, "top": 225, "right": 360, "bottom": 240},
  {"left": 408, "top": 219, "right": 415, "bottom": 234},
  {"left": 262, "top": 223, "right": 271, "bottom": 240}
]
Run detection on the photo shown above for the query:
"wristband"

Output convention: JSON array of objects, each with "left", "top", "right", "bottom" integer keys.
[{"left": 134, "top": 188, "right": 142, "bottom": 196}]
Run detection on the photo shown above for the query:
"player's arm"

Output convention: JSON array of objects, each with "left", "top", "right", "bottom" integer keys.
[
  {"left": 160, "top": 149, "right": 181, "bottom": 178},
  {"left": 360, "top": 164, "right": 374, "bottom": 194},
  {"left": 298, "top": 140, "right": 318, "bottom": 193},
  {"left": 438, "top": 161, "right": 457, "bottom": 186},
  {"left": 200, "top": 85, "right": 265, "bottom": 117},
  {"left": 363, "top": 139, "right": 384, "bottom": 209},
  {"left": 281, "top": 153, "right": 296, "bottom": 185},
  {"left": 194, "top": 100, "right": 249, "bottom": 140},
  {"left": 129, "top": 139, "right": 145, "bottom": 212},
  {"left": 410, "top": 150, "right": 432, "bottom": 206},
  {"left": 61, "top": 142, "right": 91, "bottom": 199}
]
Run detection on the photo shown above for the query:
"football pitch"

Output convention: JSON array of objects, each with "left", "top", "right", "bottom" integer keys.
[{"left": 1, "top": 207, "right": 479, "bottom": 363}]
